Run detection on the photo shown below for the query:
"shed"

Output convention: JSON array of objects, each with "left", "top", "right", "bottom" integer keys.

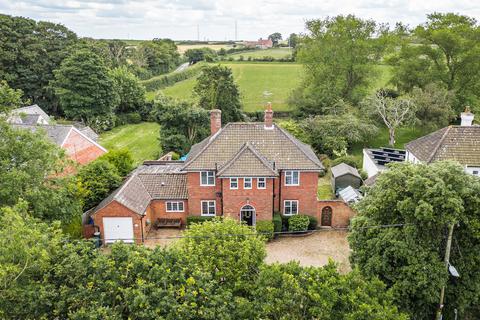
[{"left": 331, "top": 163, "right": 363, "bottom": 194}]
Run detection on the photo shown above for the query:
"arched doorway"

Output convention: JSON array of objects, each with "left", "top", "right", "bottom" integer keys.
[
  {"left": 321, "top": 206, "right": 332, "bottom": 226},
  {"left": 240, "top": 205, "right": 256, "bottom": 226}
]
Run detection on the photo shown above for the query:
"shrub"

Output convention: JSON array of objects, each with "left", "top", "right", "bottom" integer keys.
[
  {"left": 116, "top": 112, "right": 142, "bottom": 126},
  {"left": 288, "top": 215, "right": 310, "bottom": 232},
  {"left": 331, "top": 155, "right": 361, "bottom": 169},
  {"left": 98, "top": 149, "right": 134, "bottom": 177},
  {"left": 306, "top": 215, "right": 318, "bottom": 230},
  {"left": 256, "top": 221, "right": 274, "bottom": 241},
  {"left": 273, "top": 213, "right": 282, "bottom": 233},
  {"left": 281, "top": 215, "right": 290, "bottom": 231},
  {"left": 186, "top": 216, "right": 215, "bottom": 226}
]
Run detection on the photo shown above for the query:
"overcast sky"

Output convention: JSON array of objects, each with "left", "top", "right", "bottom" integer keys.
[{"left": 1, "top": 0, "right": 479, "bottom": 40}]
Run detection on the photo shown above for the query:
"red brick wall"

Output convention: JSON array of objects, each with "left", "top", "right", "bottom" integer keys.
[
  {"left": 316, "top": 200, "right": 356, "bottom": 228},
  {"left": 150, "top": 199, "right": 188, "bottom": 226},
  {"left": 186, "top": 172, "right": 222, "bottom": 216},
  {"left": 222, "top": 177, "right": 274, "bottom": 222},
  {"left": 63, "top": 129, "right": 106, "bottom": 165},
  {"left": 280, "top": 171, "right": 319, "bottom": 216},
  {"left": 92, "top": 201, "right": 144, "bottom": 244}
]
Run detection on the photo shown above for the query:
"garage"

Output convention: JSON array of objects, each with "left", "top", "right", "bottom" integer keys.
[{"left": 103, "top": 217, "right": 134, "bottom": 244}]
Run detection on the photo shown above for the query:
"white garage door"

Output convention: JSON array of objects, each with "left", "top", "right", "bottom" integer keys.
[{"left": 103, "top": 217, "right": 134, "bottom": 244}]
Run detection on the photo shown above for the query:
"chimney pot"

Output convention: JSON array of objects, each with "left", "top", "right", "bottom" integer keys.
[
  {"left": 264, "top": 102, "right": 274, "bottom": 130},
  {"left": 460, "top": 106, "right": 474, "bottom": 126},
  {"left": 210, "top": 109, "right": 222, "bottom": 135}
]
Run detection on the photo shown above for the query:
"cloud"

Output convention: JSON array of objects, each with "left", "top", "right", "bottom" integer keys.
[{"left": 0, "top": 0, "right": 479, "bottom": 40}]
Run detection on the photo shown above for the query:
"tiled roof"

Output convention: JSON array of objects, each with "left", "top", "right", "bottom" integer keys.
[
  {"left": 331, "top": 163, "right": 361, "bottom": 179},
  {"left": 92, "top": 162, "right": 187, "bottom": 215},
  {"left": 217, "top": 142, "right": 278, "bottom": 177},
  {"left": 183, "top": 123, "right": 323, "bottom": 172},
  {"left": 12, "top": 124, "right": 72, "bottom": 145},
  {"left": 405, "top": 126, "right": 480, "bottom": 166},
  {"left": 78, "top": 126, "right": 99, "bottom": 141},
  {"left": 9, "top": 104, "right": 50, "bottom": 124}
]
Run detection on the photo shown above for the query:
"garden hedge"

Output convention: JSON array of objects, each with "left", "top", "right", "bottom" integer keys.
[{"left": 255, "top": 221, "right": 274, "bottom": 241}]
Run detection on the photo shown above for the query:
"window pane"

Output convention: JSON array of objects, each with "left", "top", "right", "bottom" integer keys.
[
  {"left": 202, "top": 202, "right": 208, "bottom": 214},
  {"left": 179, "top": 202, "right": 184, "bottom": 211},
  {"left": 292, "top": 201, "right": 298, "bottom": 214},
  {"left": 293, "top": 172, "right": 299, "bottom": 184},
  {"left": 167, "top": 202, "right": 172, "bottom": 211}
]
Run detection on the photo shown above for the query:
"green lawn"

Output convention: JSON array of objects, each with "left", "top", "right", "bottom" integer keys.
[
  {"left": 318, "top": 171, "right": 334, "bottom": 200},
  {"left": 156, "top": 62, "right": 303, "bottom": 112},
  {"left": 370, "top": 64, "right": 394, "bottom": 91},
  {"left": 99, "top": 122, "right": 161, "bottom": 165},
  {"left": 229, "top": 48, "right": 293, "bottom": 60}
]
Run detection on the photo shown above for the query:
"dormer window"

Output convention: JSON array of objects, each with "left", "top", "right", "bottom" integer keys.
[
  {"left": 285, "top": 171, "right": 299, "bottom": 186},
  {"left": 200, "top": 171, "right": 215, "bottom": 186}
]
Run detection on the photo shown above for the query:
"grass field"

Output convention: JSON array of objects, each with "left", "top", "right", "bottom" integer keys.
[
  {"left": 99, "top": 122, "right": 161, "bottom": 164},
  {"left": 157, "top": 62, "right": 303, "bottom": 112},
  {"left": 230, "top": 48, "right": 293, "bottom": 60},
  {"left": 177, "top": 44, "right": 235, "bottom": 53}
]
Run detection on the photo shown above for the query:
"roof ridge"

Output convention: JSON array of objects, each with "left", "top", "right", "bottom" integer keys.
[
  {"left": 217, "top": 142, "right": 277, "bottom": 176},
  {"left": 427, "top": 126, "right": 451, "bottom": 163}
]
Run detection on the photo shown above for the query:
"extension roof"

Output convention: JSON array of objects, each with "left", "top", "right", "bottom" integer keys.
[
  {"left": 92, "top": 161, "right": 187, "bottom": 215},
  {"left": 8, "top": 104, "right": 50, "bottom": 124},
  {"left": 405, "top": 126, "right": 480, "bottom": 166},
  {"left": 183, "top": 123, "right": 324, "bottom": 173},
  {"left": 12, "top": 124, "right": 73, "bottom": 145},
  {"left": 331, "top": 163, "right": 361, "bottom": 179}
]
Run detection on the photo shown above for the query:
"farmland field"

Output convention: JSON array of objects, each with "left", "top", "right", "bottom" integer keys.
[
  {"left": 156, "top": 62, "right": 303, "bottom": 112},
  {"left": 229, "top": 48, "right": 293, "bottom": 60},
  {"left": 177, "top": 43, "right": 236, "bottom": 53}
]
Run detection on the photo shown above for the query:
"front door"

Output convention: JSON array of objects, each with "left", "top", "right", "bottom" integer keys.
[
  {"left": 240, "top": 205, "right": 255, "bottom": 226},
  {"left": 321, "top": 206, "right": 332, "bottom": 226}
]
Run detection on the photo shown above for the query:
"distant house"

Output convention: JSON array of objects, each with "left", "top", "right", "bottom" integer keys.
[
  {"left": 362, "top": 147, "right": 406, "bottom": 178},
  {"left": 406, "top": 108, "right": 479, "bottom": 176},
  {"left": 8, "top": 105, "right": 106, "bottom": 165},
  {"left": 331, "top": 163, "right": 363, "bottom": 194},
  {"left": 243, "top": 38, "right": 273, "bottom": 49},
  {"left": 88, "top": 106, "right": 356, "bottom": 244}
]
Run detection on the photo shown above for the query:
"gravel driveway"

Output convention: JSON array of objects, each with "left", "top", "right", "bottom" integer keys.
[{"left": 265, "top": 230, "right": 351, "bottom": 273}]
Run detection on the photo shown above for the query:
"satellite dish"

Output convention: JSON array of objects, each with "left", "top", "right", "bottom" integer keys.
[{"left": 449, "top": 264, "right": 460, "bottom": 278}]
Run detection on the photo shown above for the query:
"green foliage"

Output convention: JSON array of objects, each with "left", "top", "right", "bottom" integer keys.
[
  {"left": 295, "top": 15, "right": 392, "bottom": 115},
  {"left": 288, "top": 215, "right": 310, "bottom": 232},
  {"left": 277, "top": 119, "right": 310, "bottom": 144},
  {"left": 98, "top": 149, "right": 134, "bottom": 177},
  {"left": 0, "top": 14, "right": 77, "bottom": 112},
  {"left": 268, "top": 32, "right": 282, "bottom": 46},
  {"left": 0, "top": 80, "right": 24, "bottom": 114},
  {"left": 349, "top": 161, "right": 480, "bottom": 318},
  {"left": 411, "top": 83, "right": 455, "bottom": 130},
  {"left": 77, "top": 159, "right": 122, "bottom": 209},
  {"left": 0, "top": 120, "right": 82, "bottom": 223},
  {"left": 138, "top": 38, "right": 180, "bottom": 76},
  {"left": 141, "top": 62, "right": 204, "bottom": 92},
  {"left": 186, "top": 215, "right": 215, "bottom": 225},
  {"left": 255, "top": 220, "right": 274, "bottom": 241},
  {"left": 301, "top": 113, "right": 378, "bottom": 156},
  {"left": 109, "top": 66, "right": 145, "bottom": 113},
  {"left": 185, "top": 47, "right": 217, "bottom": 64},
  {"left": 389, "top": 13, "right": 480, "bottom": 113},
  {"left": 306, "top": 215, "right": 318, "bottom": 230},
  {"left": 51, "top": 48, "right": 120, "bottom": 122},
  {"left": 272, "top": 213, "right": 283, "bottom": 233},
  {"left": 115, "top": 112, "right": 142, "bottom": 126},
  {"left": 331, "top": 155, "right": 361, "bottom": 169},
  {"left": 194, "top": 65, "right": 244, "bottom": 123}
]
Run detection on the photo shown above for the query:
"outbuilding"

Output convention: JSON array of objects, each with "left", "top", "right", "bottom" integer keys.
[{"left": 331, "top": 163, "right": 363, "bottom": 195}]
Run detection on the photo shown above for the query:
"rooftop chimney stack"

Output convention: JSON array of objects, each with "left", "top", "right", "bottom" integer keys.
[
  {"left": 210, "top": 109, "right": 222, "bottom": 135},
  {"left": 264, "top": 102, "right": 274, "bottom": 130},
  {"left": 460, "top": 106, "right": 474, "bottom": 126}
]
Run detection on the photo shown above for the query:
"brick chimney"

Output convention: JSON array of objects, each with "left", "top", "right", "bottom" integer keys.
[
  {"left": 461, "top": 106, "right": 474, "bottom": 126},
  {"left": 210, "top": 109, "right": 222, "bottom": 135},
  {"left": 264, "top": 102, "right": 274, "bottom": 130}
]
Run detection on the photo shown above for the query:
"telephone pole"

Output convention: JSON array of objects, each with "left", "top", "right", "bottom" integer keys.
[{"left": 435, "top": 223, "right": 455, "bottom": 320}]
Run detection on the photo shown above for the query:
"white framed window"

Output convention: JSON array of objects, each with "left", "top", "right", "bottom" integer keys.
[
  {"left": 201, "top": 200, "right": 216, "bottom": 216},
  {"left": 473, "top": 170, "right": 479, "bottom": 176},
  {"left": 200, "top": 171, "right": 215, "bottom": 186},
  {"left": 166, "top": 201, "right": 184, "bottom": 212},
  {"left": 283, "top": 200, "right": 299, "bottom": 216},
  {"left": 257, "top": 177, "right": 266, "bottom": 189},
  {"left": 230, "top": 178, "right": 238, "bottom": 189},
  {"left": 285, "top": 171, "right": 300, "bottom": 186},
  {"left": 244, "top": 177, "right": 252, "bottom": 189}
]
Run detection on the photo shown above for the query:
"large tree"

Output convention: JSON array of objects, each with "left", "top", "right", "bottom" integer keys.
[
  {"left": 0, "top": 14, "right": 77, "bottom": 113},
  {"left": 51, "top": 48, "right": 119, "bottom": 123},
  {"left": 109, "top": 66, "right": 146, "bottom": 113},
  {"left": 349, "top": 161, "right": 480, "bottom": 319},
  {"left": 0, "top": 80, "right": 24, "bottom": 114},
  {"left": 268, "top": 32, "right": 282, "bottom": 46},
  {"left": 194, "top": 65, "right": 243, "bottom": 124},
  {"left": 294, "top": 15, "right": 391, "bottom": 116},
  {"left": 389, "top": 13, "right": 480, "bottom": 113},
  {"left": 139, "top": 38, "right": 180, "bottom": 75}
]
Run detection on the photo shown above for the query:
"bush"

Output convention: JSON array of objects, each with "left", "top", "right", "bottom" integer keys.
[
  {"left": 186, "top": 216, "right": 215, "bottom": 226},
  {"left": 288, "top": 215, "right": 310, "bottom": 232},
  {"left": 116, "top": 112, "right": 142, "bottom": 126},
  {"left": 273, "top": 213, "right": 282, "bottom": 233},
  {"left": 98, "top": 149, "right": 134, "bottom": 177},
  {"left": 87, "top": 113, "right": 116, "bottom": 132},
  {"left": 331, "top": 155, "right": 361, "bottom": 169},
  {"left": 255, "top": 221, "right": 274, "bottom": 241},
  {"left": 306, "top": 215, "right": 318, "bottom": 230}
]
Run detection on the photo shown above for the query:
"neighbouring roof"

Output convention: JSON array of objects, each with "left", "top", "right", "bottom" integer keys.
[
  {"left": 363, "top": 147, "right": 406, "bottom": 170},
  {"left": 12, "top": 124, "right": 72, "bottom": 145},
  {"left": 78, "top": 126, "right": 99, "bottom": 142},
  {"left": 405, "top": 126, "right": 480, "bottom": 166},
  {"left": 183, "top": 123, "right": 324, "bottom": 173},
  {"left": 331, "top": 163, "right": 361, "bottom": 179},
  {"left": 8, "top": 105, "right": 50, "bottom": 124},
  {"left": 364, "top": 173, "right": 379, "bottom": 186},
  {"left": 92, "top": 161, "right": 188, "bottom": 215}
]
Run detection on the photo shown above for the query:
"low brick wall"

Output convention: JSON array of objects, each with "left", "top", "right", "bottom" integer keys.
[{"left": 316, "top": 200, "right": 356, "bottom": 228}]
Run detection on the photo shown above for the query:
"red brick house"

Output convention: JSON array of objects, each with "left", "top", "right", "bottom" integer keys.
[{"left": 89, "top": 107, "right": 355, "bottom": 243}]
